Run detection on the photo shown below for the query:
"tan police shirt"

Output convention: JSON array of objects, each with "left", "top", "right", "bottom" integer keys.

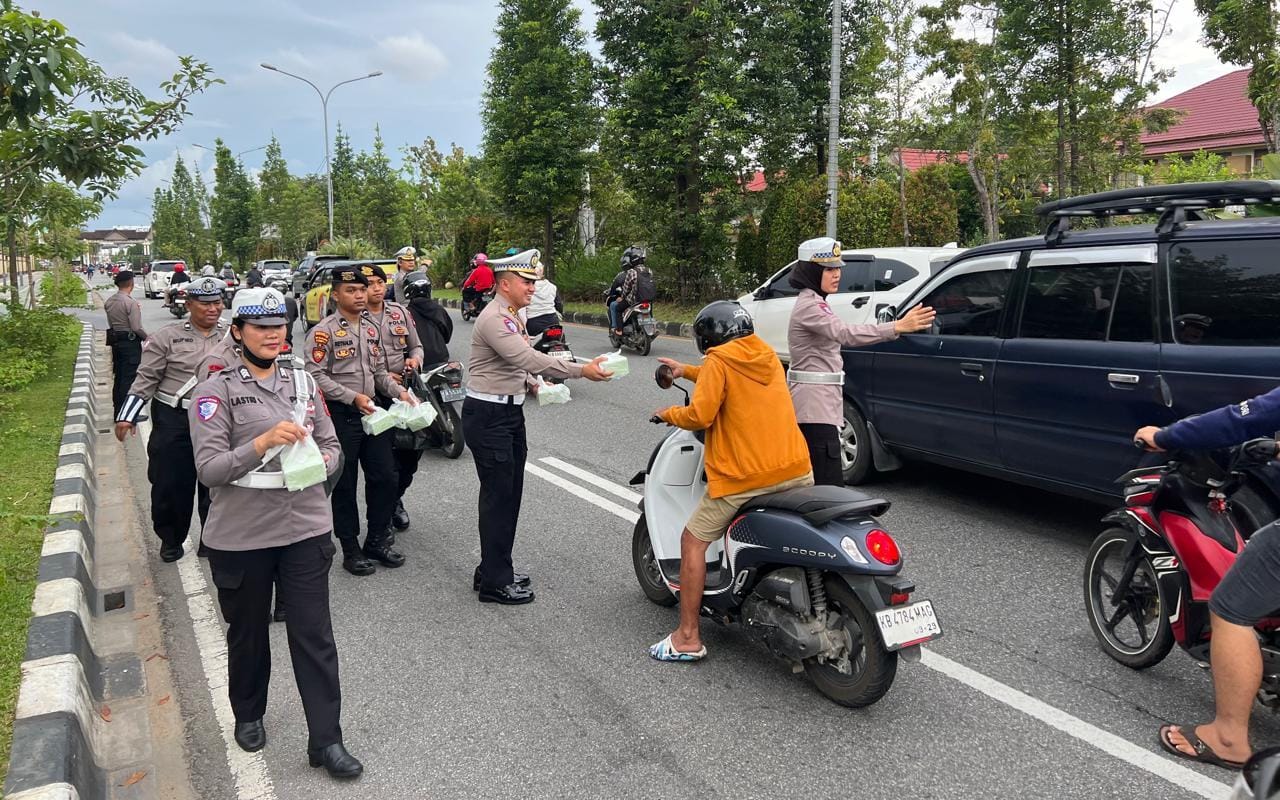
[
  {"left": 466, "top": 296, "right": 582, "bottom": 396},
  {"left": 303, "top": 311, "right": 399, "bottom": 406},
  {"left": 195, "top": 338, "right": 241, "bottom": 382},
  {"left": 104, "top": 291, "right": 147, "bottom": 338},
  {"left": 190, "top": 365, "right": 341, "bottom": 551},
  {"left": 128, "top": 320, "right": 228, "bottom": 403},
  {"left": 368, "top": 300, "right": 424, "bottom": 377}
]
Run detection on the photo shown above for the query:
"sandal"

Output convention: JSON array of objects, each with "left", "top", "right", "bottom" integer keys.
[
  {"left": 648, "top": 634, "right": 706, "bottom": 663},
  {"left": 1158, "top": 724, "right": 1248, "bottom": 770}
]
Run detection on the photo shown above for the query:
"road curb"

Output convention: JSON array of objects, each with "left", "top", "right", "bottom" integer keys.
[
  {"left": 439, "top": 297, "right": 691, "bottom": 338},
  {"left": 3, "top": 323, "right": 147, "bottom": 800}
]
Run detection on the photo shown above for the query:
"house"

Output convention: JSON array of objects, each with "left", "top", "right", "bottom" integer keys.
[
  {"left": 741, "top": 148, "right": 979, "bottom": 195},
  {"left": 79, "top": 227, "right": 152, "bottom": 263},
  {"left": 1140, "top": 68, "right": 1268, "bottom": 174}
]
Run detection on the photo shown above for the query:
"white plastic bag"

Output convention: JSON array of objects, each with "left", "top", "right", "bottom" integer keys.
[
  {"left": 280, "top": 437, "right": 327, "bottom": 492},
  {"left": 535, "top": 376, "right": 571, "bottom": 406},
  {"left": 361, "top": 407, "right": 397, "bottom": 436},
  {"left": 598, "top": 350, "right": 629, "bottom": 379},
  {"left": 391, "top": 398, "right": 436, "bottom": 431}
]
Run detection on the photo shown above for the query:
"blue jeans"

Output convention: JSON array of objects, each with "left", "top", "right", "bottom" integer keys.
[{"left": 609, "top": 300, "right": 627, "bottom": 330}]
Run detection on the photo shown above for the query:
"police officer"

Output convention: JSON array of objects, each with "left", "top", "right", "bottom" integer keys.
[
  {"left": 104, "top": 269, "right": 147, "bottom": 417},
  {"left": 389, "top": 245, "right": 417, "bottom": 302},
  {"left": 189, "top": 287, "right": 362, "bottom": 780},
  {"left": 363, "top": 265, "right": 424, "bottom": 533},
  {"left": 115, "top": 276, "right": 230, "bottom": 561},
  {"left": 463, "top": 249, "right": 613, "bottom": 604},
  {"left": 304, "top": 266, "right": 414, "bottom": 576}
]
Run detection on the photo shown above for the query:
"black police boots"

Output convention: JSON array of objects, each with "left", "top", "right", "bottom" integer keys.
[
  {"left": 308, "top": 742, "right": 363, "bottom": 779},
  {"left": 341, "top": 540, "right": 376, "bottom": 577},
  {"left": 391, "top": 500, "right": 410, "bottom": 531},
  {"left": 159, "top": 542, "right": 184, "bottom": 563},
  {"left": 362, "top": 530, "right": 405, "bottom": 568},
  {"left": 234, "top": 719, "right": 266, "bottom": 752},
  {"left": 472, "top": 567, "right": 531, "bottom": 592}
]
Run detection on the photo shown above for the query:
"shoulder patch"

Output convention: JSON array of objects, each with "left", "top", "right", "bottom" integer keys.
[
  {"left": 312, "top": 347, "right": 326, "bottom": 364},
  {"left": 196, "top": 396, "right": 221, "bottom": 421},
  {"left": 314, "top": 330, "right": 330, "bottom": 346},
  {"left": 818, "top": 301, "right": 834, "bottom": 315},
  {"left": 503, "top": 317, "right": 519, "bottom": 334}
]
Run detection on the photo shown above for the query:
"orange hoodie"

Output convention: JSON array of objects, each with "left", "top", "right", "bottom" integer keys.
[{"left": 660, "top": 334, "right": 812, "bottom": 497}]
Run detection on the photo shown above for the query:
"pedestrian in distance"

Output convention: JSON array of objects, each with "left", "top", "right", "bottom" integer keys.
[
  {"left": 462, "top": 248, "right": 613, "bottom": 604},
  {"left": 115, "top": 276, "right": 230, "bottom": 562},
  {"left": 786, "top": 237, "right": 935, "bottom": 486},
  {"left": 104, "top": 269, "right": 147, "bottom": 418},
  {"left": 189, "top": 286, "right": 362, "bottom": 780}
]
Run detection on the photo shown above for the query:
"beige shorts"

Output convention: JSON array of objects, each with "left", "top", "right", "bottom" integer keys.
[{"left": 686, "top": 472, "right": 816, "bottom": 543}]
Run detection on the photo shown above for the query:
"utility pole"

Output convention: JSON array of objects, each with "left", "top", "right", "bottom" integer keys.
[{"left": 825, "top": 0, "right": 842, "bottom": 238}]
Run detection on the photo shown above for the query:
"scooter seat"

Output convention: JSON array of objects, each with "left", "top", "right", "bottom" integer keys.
[{"left": 744, "top": 485, "right": 890, "bottom": 526}]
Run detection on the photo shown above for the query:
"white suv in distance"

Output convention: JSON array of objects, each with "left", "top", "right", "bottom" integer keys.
[
  {"left": 143, "top": 260, "right": 185, "bottom": 299},
  {"left": 738, "top": 246, "right": 964, "bottom": 362}
]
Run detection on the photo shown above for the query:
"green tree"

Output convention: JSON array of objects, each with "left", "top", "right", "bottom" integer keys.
[
  {"left": 356, "top": 127, "right": 406, "bottom": 252},
  {"left": 256, "top": 136, "right": 289, "bottom": 256},
  {"left": 406, "top": 138, "right": 497, "bottom": 258},
  {"left": 210, "top": 139, "right": 258, "bottom": 265},
  {"left": 330, "top": 124, "right": 358, "bottom": 240},
  {"left": 1194, "top": 0, "right": 1280, "bottom": 152},
  {"left": 1152, "top": 150, "right": 1235, "bottom": 183}
]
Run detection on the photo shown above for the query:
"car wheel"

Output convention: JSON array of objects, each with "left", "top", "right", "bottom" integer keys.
[{"left": 841, "top": 401, "right": 873, "bottom": 485}]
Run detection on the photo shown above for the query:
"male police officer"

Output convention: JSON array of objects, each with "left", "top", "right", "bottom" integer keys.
[
  {"left": 463, "top": 249, "right": 613, "bottom": 604},
  {"left": 363, "top": 265, "right": 425, "bottom": 532},
  {"left": 305, "top": 266, "right": 414, "bottom": 576},
  {"left": 105, "top": 269, "right": 147, "bottom": 417},
  {"left": 115, "top": 276, "right": 229, "bottom": 561},
  {"left": 389, "top": 246, "right": 418, "bottom": 302}
]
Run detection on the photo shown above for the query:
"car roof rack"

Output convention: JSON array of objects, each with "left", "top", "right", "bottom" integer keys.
[{"left": 1034, "top": 180, "right": 1280, "bottom": 245}]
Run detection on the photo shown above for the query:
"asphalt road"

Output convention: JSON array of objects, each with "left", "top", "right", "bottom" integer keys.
[{"left": 84, "top": 284, "right": 1267, "bottom": 799}]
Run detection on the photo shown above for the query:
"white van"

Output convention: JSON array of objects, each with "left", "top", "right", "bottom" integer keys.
[{"left": 143, "top": 260, "right": 185, "bottom": 299}]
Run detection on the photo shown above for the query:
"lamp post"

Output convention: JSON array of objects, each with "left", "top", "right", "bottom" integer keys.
[
  {"left": 825, "top": 0, "right": 842, "bottom": 238},
  {"left": 259, "top": 64, "right": 383, "bottom": 243},
  {"left": 193, "top": 142, "right": 269, "bottom": 160}
]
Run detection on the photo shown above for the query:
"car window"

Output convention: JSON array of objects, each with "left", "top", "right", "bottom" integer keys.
[
  {"left": 1020, "top": 266, "right": 1119, "bottom": 341},
  {"left": 872, "top": 258, "right": 919, "bottom": 292},
  {"left": 1108, "top": 266, "right": 1154, "bottom": 342},
  {"left": 765, "top": 264, "right": 800, "bottom": 299},
  {"left": 920, "top": 269, "right": 1013, "bottom": 336},
  {"left": 1170, "top": 240, "right": 1280, "bottom": 346},
  {"left": 838, "top": 260, "right": 874, "bottom": 293},
  {"left": 152, "top": 262, "right": 176, "bottom": 272}
]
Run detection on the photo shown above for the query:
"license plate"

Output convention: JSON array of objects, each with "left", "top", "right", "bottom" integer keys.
[
  {"left": 439, "top": 386, "right": 466, "bottom": 403},
  {"left": 550, "top": 349, "right": 575, "bottom": 361},
  {"left": 874, "top": 600, "right": 942, "bottom": 651}
]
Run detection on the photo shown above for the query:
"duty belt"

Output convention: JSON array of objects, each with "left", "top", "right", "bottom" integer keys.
[
  {"left": 231, "top": 471, "right": 286, "bottom": 490},
  {"left": 787, "top": 369, "right": 844, "bottom": 386},
  {"left": 466, "top": 389, "right": 525, "bottom": 406},
  {"left": 155, "top": 376, "right": 198, "bottom": 409}
]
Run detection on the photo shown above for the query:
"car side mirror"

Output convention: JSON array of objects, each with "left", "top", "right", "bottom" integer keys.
[
  {"left": 876, "top": 305, "right": 897, "bottom": 324},
  {"left": 655, "top": 363, "right": 674, "bottom": 389},
  {"left": 754, "top": 287, "right": 769, "bottom": 301}
]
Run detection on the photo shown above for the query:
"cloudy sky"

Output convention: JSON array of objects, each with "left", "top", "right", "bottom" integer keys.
[{"left": 42, "top": 0, "right": 1227, "bottom": 230}]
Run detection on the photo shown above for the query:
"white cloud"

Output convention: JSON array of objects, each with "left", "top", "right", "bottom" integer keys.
[
  {"left": 376, "top": 33, "right": 448, "bottom": 84},
  {"left": 102, "top": 32, "right": 182, "bottom": 81}
]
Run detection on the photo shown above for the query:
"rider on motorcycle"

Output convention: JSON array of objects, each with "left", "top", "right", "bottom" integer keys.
[
  {"left": 462, "top": 253, "right": 494, "bottom": 313},
  {"left": 608, "top": 246, "right": 653, "bottom": 336},
  {"left": 649, "top": 301, "right": 814, "bottom": 663},
  {"left": 245, "top": 262, "right": 264, "bottom": 288},
  {"left": 525, "top": 264, "right": 563, "bottom": 337},
  {"left": 1136, "top": 389, "right": 1280, "bottom": 770},
  {"left": 165, "top": 262, "right": 190, "bottom": 306}
]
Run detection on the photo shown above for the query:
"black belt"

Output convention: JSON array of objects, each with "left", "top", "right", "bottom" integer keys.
[{"left": 107, "top": 330, "right": 140, "bottom": 344}]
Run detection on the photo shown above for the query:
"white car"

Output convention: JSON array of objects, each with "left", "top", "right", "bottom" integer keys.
[
  {"left": 143, "top": 260, "right": 186, "bottom": 299},
  {"left": 738, "top": 246, "right": 965, "bottom": 362}
]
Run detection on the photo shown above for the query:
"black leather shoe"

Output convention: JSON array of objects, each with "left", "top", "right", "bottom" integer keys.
[
  {"left": 342, "top": 554, "right": 376, "bottom": 576},
  {"left": 272, "top": 606, "right": 286, "bottom": 623},
  {"left": 159, "top": 543, "right": 184, "bottom": 562},
  {"left": 196, "top": 542, "right": 210, "bottom": 558},
  {"left": 234, "top": 719, "right": 266, "bottom": 752},
  {"left": 308, "top": 742, "right": 363, "bottom": 779},
  {"left": 478, "top": 583, "right": 536, "bottom": 605},
  {"left": 472, "top": 568, "right": 531, "bottom": 592},
  {"left": 391, "top": 500, "right": 410, "bottom": 531},
  {"left": 362, "top": 541, "right": 405, "bottom": 568}
]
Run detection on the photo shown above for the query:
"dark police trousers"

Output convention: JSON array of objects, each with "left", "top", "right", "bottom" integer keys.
[
  {"left": 328, "top": 402, "right": 396, "bottom": 550},
  {"left": 376, "top": 395, "right": 424, "bottom": 500},
  {"left": 110, "top": 337, "right": 142, "bottom": 417},
  {"left": 148, "top": 401, "right": 211, "bottom": 547},
  {"left": 461, "top": 397, "right": 527, "bottom": 590},
  {"left": 800, "top": 423, "right": 844, "bottom": 487},
  {"left": 207, "top": 533, "right": 342, "bottom": 749}
]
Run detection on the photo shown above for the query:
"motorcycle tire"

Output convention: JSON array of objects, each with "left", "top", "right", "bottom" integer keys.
[
  {"left": 804, "top": 576, "right": 897, "bottom": 708},
  {"left": 635, "top": 332, "right": 652, "bottom": 357},
  {"left": 439, "top": 403, "right": 465, "bottom": 459},
  {"left": 631, "top": 515, "right": 677, "bottom": 607},
  {"left": 1083, "top": 528, "right": 1175, "bottom": 670}
]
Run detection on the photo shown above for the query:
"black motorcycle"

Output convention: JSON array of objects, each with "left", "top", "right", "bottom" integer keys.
[
  {"left": 531, "top": 320, "right": 574, "bottom": 383},
  {"left": 605, "top": 290, "right": 658, "bottom": 356},
  {"left": 461, "top": 288, "right": 494, "bottom": 322},
  {"left": 400, "top": 362, "right": 466, "bottom": 459}
]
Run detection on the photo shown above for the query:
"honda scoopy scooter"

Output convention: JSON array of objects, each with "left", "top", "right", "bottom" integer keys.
[{"left": 629, "top": 364, "right": 942, "bottom": 707}]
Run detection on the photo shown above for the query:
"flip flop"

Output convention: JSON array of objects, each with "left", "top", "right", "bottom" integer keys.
[
  {"left": 1158, "top": 724, "right": 1249, "bottom": 770},
  {"left": 648, "top": 634, "right": 706, "bottom": 663}
]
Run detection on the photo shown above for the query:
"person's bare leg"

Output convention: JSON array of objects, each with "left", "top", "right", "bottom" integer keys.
[
  {"left": 670, "top": 529, "right": 709, "bottom": 653},
  {"left": 1167, "top": 612, "right": 1259, "bottom": 763}
]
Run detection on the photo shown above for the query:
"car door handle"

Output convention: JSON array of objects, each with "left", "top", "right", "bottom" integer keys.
[
  {"left": 960, "top": 362, "right": 984, "bottom": 379},
  {"left": 1107, "top": 372, "right": 1140, "bottom": 386},
  {"left": 852, "top": 295, "right": 870, "bottom": 308}
]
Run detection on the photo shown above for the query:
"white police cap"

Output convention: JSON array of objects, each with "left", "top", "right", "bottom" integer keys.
[
  {"left": 232, "top": 287, "right": 288, "bottom": 325},
  {"left": 185, "top": 276, "right": 227, "bottom": 300},
  {"left": 490, "top": 248, "right": 541, "bottom": 279},
  {"left": 798, "top": 237, "right": 843, "bottom": 265},
  {"left": 394, "top": 246, "right": 416, "bottom": 260}
]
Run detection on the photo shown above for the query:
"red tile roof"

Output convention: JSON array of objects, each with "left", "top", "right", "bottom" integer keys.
[
  {"left": 892, "top": 148, "right": 971, "bottom": 171},
  {"left": 1140, "top": 68, "right": 1265, "bottom": 157}
]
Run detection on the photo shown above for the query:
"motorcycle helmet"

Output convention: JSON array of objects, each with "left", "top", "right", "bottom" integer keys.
[
  {"left": 201, "top": 264, "right": 215, "bottom": 276},
  {"left": 504, "top": 247, "right": 520, "bottom": 257},
  {"left": 174, "top": 263, "right": 185, "bottom": 272},
  {"left": 402, "top": 272, "right": 433, "bottom": 300},
  {"left": 692, "top": 300, "right": 754, "bottom": 354},
  {"left": 471, "top": 252, "right": 488, "bottom": 268},
  {"left": 621, "top": 245, "right": 646, "bottom": 269}
]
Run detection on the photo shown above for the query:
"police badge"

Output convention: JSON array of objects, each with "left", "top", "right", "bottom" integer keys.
[{"left": 196, "top": 396, "right": 221, "bottom": 421}]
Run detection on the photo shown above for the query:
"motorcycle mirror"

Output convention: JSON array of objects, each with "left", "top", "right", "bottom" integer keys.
[{"left": 655, "top": 363, "right": 674, "bottom": 390}]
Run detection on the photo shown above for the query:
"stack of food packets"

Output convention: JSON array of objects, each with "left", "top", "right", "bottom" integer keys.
[
  {"left": 390, "top": 398, "right": 437, "bottom": 431},
  {"left": 535, "top": 376, "right": 571, "bottom": 406},
  {"left": 280, "top": 437, "right": 327, "bottom": 492},
  {"left": 361, "top": 406, "right": 397, "bottom": 436},
  {"left": 599, "top": 350, "right": 629, "bottom": 379}
]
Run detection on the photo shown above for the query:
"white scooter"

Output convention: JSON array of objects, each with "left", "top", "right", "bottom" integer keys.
[{"left": 628, "top": 363, "right": 942, "bottom": 707}]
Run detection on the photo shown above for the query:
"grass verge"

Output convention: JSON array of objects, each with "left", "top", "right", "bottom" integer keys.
[
  {"left": 434, "top": 287, "right": 703, "bottom": 326},
  {"left": 0, "top": 325, "right": 81, "bottom": 778}
]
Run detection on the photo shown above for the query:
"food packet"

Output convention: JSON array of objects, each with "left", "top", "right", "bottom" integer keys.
[
  {"left": 391, "top": 398, "right": 437, "bottom": 431},
  {"left": 598, "top": 350, "right": 629, "bottom": 379},
  {"left": 280, "top": 437, "right": 327, "bottom": 492},
  {"left": 361, "top": 406, "right": 397, "bottom": 436},
  {"left": 535, "top": 376, "right": 571, "bottom": 406}
]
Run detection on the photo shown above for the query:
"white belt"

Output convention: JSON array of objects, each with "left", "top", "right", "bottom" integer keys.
[
  {"left": 154, "top": 391, "right": 191, "bottom": 409},
  {"left": 466, "top": 388, "right": 525, "bottom": 406},
  {"left": 231, "top": 471, "right": 286, "bottom": 490},
  {"left": 788, "top": 369, "right": 844, "bottom": 386}
]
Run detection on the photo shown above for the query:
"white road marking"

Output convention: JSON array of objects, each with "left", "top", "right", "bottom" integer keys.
[
  {"left": 538, "top": 456, "right": 643, "bottom": 503},
  {"left": 139, "top": 419, "right": 277, "bottom": 800},
  {"left": 526, "top": 458, "right": 1233, "bottom": 799}
]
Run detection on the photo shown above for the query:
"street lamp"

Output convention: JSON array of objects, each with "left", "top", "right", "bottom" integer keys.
[
  {"left": 260, "top": 63, "right": 383, "bottom": 243},
  {"left": 193, "top": 142, "right": 270, "bottom": 160}
]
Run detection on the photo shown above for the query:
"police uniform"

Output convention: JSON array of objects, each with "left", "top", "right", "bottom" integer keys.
[
  {"left": 463, "top": 249, "right": 584, "bottom": 603},
  {"left": 390, "top": 246, "right": 417, "bottom": 303},
  {"left": 303, "top": 268, "right": 404, "bottom": 575},
  {"left": 104, "top": 271, "right": 147, "bottom": 416},
  {"left": 117, "top": 277, "right": 229, "bottom": 560},
  {"left": 189, "top": 290, "right": 361, "bottom": 778}
]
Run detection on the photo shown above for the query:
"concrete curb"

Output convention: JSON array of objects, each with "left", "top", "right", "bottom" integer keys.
[
  {"left": 4, "top": 323, "right": 146, "bottom": 800},
  {"left": 439, "top": 297, "right": 693, "bottom": 339}
]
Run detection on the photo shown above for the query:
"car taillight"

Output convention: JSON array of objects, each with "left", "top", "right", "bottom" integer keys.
[{"left": 866, "top": 530, "right": 900, "bottom": 565}]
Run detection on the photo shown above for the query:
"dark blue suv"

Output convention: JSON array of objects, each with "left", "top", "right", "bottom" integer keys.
[{"left": 841, "top": 181, "right": 1280, "bottom": 503}]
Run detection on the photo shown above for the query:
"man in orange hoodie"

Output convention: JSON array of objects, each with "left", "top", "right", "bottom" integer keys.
[{"left": 650, "top": 300, "right": 814, "bottom": 662}]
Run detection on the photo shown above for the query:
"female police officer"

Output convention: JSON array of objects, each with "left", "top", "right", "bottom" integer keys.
[{"left": 189, "top": 287, "right": 363, "bottom": 779}]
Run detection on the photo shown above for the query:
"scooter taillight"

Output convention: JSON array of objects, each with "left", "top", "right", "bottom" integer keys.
[
  {"left": 889, "top": 591, "right": 912, "bottom": 605},
  {"left": 866, "top": 529, "right": 900, "bottom": 565},
  {"left": 547, "top": 327, "right": 563, "bottom": 337}
]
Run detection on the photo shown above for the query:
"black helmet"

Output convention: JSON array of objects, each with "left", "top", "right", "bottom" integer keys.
[
  {"left": 402, "top": 272, "right": 433, "bottom": 300},
  {"left": 692, "top": 300, "right": 754, "bottom": 354},
  {"left": 621, "top": 245, "right": 646, "bottom": 269}
]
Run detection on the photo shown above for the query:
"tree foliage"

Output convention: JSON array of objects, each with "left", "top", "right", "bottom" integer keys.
[
  {"left": 210, "top": 139, "right": 258, "bottom": 265},
  {"left": 1194, "top": 0, "right": 1280, "bottom": 152}
]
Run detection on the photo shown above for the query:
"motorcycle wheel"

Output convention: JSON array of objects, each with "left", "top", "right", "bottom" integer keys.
[
  {"left": 635, "top": 332, "right": 652, "bottom": 356},
  {"left": 804, "top": 576, "right": 897, "bottom": 708},
  {"left": 631, "top": 515, "right": 677, "bottom": 607},
  {"left": 438, "top": 403, "right": 465, "bottom": 459},
  {"left": 1083, "top": 528, "right": 1174, "bottom": 670}
]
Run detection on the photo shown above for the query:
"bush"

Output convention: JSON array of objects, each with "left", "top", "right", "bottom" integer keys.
[
  {"left": 452, "top": 216, "right": 495, "bottom": 282},
  {"left": 0, "top": 306, "right": 78, "bottom": 396},
  {"left": 37, "top": 266, "right": 86, "bottom": 309},
  {"left": 899, "top": 165, "right": 960, "bottom": 246},
  {"left": 320, "top": 236, "right": 381, "bottom": 260},
  {"left": 761, "top": 177, "right": 827, "bottom": 271},
  {"left": 554, "top": 250, "right": 621, "bottom": 301},
  {"left": 734, "top": 215, "right": 768, "bottom": 287}
]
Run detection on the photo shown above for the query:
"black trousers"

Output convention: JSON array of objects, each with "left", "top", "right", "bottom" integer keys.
[
  {"left": 110, "top": 339, "right": 142, "bottom": 417},
  {"left": 526, "top": 313, "right": 558, "bottom": 337},
  {"left": 395, "top": 447, "right": 422, "bottom": 499},
  {"left": 461, "top": 397, "right": 527, "bottom": 590},
  {"left": 329, "top": 402, "right": 396, "bottom": 550},
  {"left": 147, "top": 401, "right": 211, "bottom": 547},
  {"left": 800, "top": 423, "right": 845, "bottom": 487},
  {"left": 207, "top": 534, "right": 342, "bottom": 749}
]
